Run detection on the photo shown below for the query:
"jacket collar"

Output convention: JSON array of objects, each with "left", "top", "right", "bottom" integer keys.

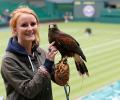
[{"left": 6, "top": 37, "right": 39, "bottom": 56}]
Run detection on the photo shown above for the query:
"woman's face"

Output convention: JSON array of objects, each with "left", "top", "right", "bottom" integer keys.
[{"left": 14, "top": 13, "right": 38, "bottom": 44}]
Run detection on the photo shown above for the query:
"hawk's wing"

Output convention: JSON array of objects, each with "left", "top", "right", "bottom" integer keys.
[{"left": 54, "top": 33, "right": 86, "bottom": 61}]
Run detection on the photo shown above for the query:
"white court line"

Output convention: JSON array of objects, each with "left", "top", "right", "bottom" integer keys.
[{"left": 84, "top": 39, "right": 120, "bottom": 52}]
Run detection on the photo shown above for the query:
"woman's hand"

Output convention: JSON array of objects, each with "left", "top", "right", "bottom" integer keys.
[
  {"left": 38, "top": 66, "right": 49, "bottom": 76},
  {"left": 46, "top": 42, "right": 58, "bottom": 61}
]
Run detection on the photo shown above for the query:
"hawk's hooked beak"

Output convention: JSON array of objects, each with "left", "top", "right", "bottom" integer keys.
[
  {"left": 49, "top": 23, "right": 57, "bottom": 29},
  {"left": 49, "top": 24, "right": 54, "bottom": 29}
]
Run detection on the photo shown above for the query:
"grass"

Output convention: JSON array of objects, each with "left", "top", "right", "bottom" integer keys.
[{"left": 0, "top": 22, "right": 120, "bottom": 100}]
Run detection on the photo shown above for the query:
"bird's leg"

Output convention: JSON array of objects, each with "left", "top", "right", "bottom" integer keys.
[
  {"left": 58, "top": 56, "right": 68, "bottom": 65},
  {"left": 62, "top": 56, "right": 68, "bottom": 64}
]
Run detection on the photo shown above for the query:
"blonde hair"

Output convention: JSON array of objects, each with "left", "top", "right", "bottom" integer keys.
[{"left": 9, "top": 6, "right": 40, "bottom": 44}]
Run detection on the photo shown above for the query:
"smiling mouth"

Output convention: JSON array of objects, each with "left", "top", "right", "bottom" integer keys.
[{"left": 25, "top": 33, "right": 35, "bottom": 36}]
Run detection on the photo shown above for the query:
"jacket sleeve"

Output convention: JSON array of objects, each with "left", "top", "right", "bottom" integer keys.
[
  {"left": 36, "top": 47, "right": 58, "bottom": 85},
  {"left": 1, "top": 57, "right": 50, "bottom": 99},
  {"left": 37, "top": 47, "right": 56, "bottom": 82}
]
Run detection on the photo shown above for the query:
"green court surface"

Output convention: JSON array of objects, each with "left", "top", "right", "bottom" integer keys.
[{"left": 0, "top": 22, "right": 120, "bottom": 100}]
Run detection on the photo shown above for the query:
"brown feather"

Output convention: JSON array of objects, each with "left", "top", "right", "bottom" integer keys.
[{"left": 74, "top": 54, "right": 89, "bottom": 76}]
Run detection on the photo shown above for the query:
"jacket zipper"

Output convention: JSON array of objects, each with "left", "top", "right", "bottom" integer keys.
[{"left": 28, "top": 55, "right": 35, "bottom": 72}]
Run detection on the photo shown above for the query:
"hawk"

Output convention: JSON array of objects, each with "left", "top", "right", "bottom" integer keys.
[{"left": 48, "top": 24, "right": 89, "bottom": 76}]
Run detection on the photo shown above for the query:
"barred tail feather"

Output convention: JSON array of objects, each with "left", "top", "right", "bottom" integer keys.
[{"left": 74, "top": 54, "right": 89, "bottom": 76}]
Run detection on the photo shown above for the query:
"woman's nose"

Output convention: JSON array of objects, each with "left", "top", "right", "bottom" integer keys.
[{"left": 28, "top": 25, "right": 33, "bottom": 30}]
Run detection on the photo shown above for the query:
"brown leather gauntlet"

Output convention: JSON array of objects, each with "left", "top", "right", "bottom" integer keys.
[{"left": 54, "top": 59, "right": 69, "bottom": 86}]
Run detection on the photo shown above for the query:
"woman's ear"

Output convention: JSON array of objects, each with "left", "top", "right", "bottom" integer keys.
[{"left": 13, "top": 28, "right": 17, "bottom": 36}]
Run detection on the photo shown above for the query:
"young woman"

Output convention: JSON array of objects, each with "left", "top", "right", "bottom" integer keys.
[{"left": 1, "top": 7, "right": 68, "bottom": 100}]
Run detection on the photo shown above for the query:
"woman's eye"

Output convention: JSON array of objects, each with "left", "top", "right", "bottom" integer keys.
[
  {"left": 31, "top": 22, "right": 36, "bottom": 26},
  {"left": 21, "top": 23, "right": 28, "bottom": 27},
  {"left": 20, "top": 22, "right": 36, "bottom": 27}
]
